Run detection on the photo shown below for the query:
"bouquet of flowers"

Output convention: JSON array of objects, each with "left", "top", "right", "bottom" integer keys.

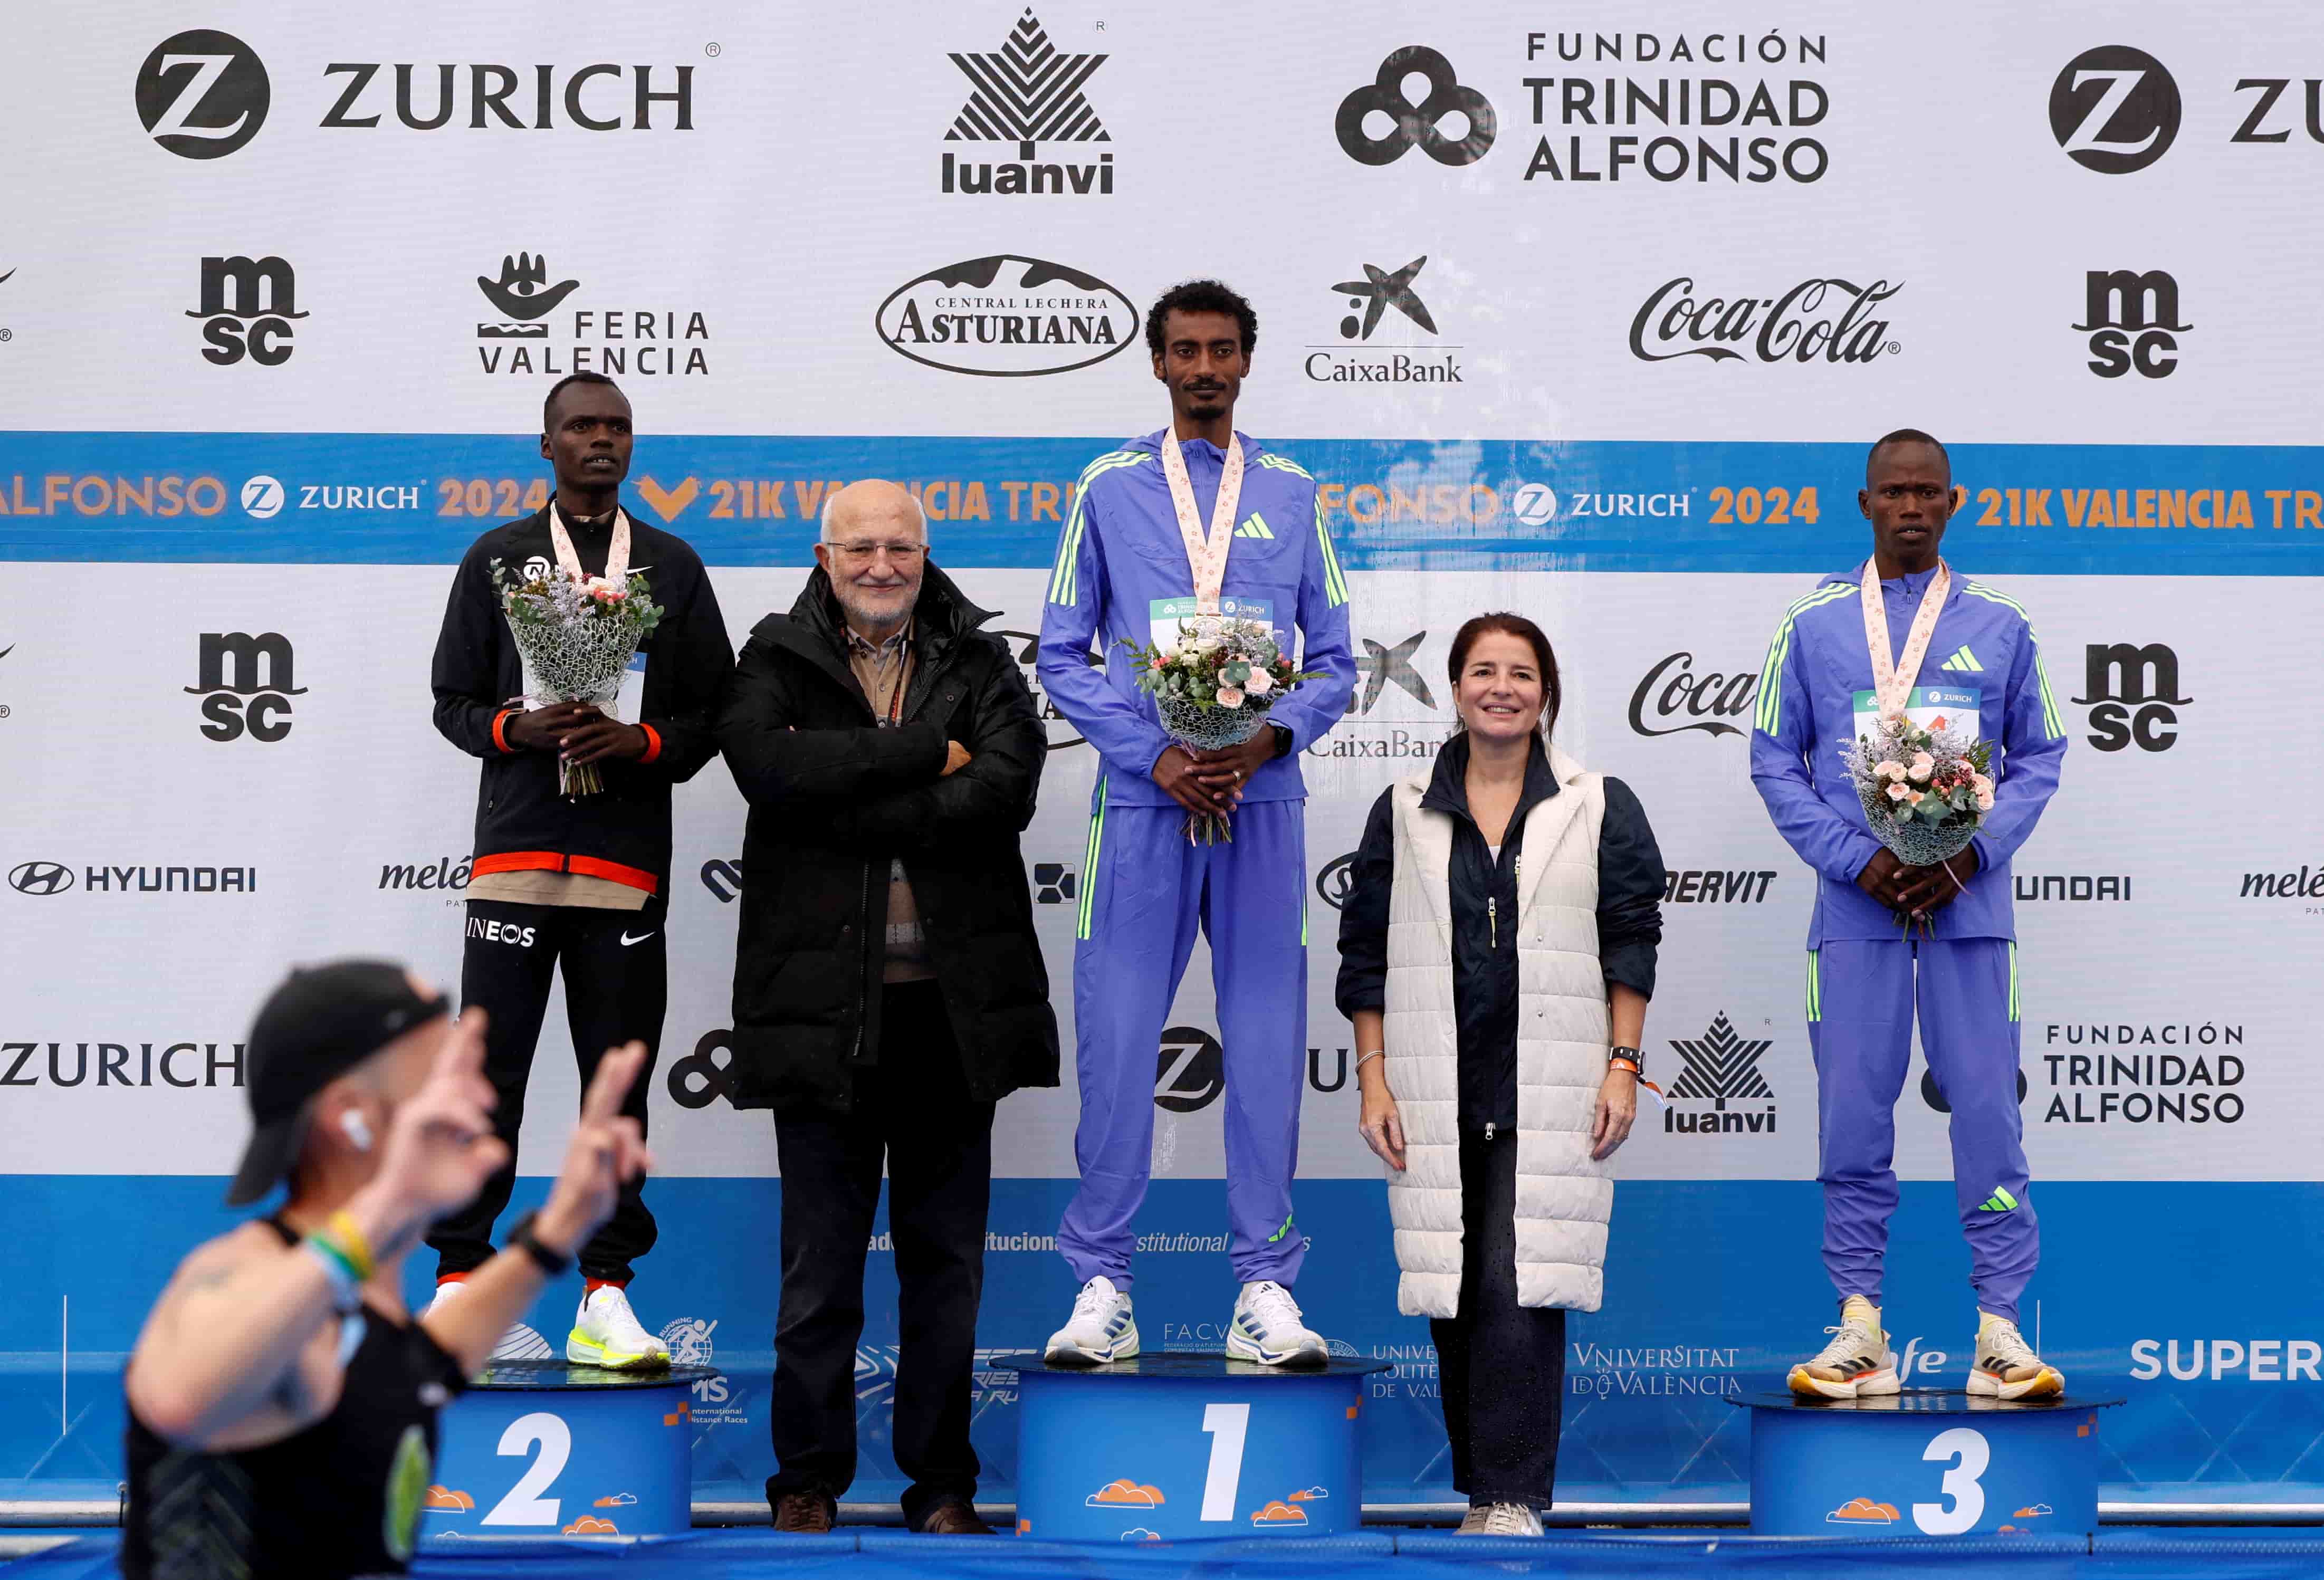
[
  {"left": 491, "top": 558, "right": 664, "bottom": 798},
  {"left": 1841, "top": 710, "right": 1995, "bottom": 931},
  {"left": 1121, "top": 612, "right": 1323, "bottom": 845}
]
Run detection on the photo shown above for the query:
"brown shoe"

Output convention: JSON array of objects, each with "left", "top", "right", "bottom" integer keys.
[
  {"left": 771, "top": 1489, "right": 837, "bottom": 1533},
  {"left": 917, "top": 1501, "right": 992, "bottom": 1535}
]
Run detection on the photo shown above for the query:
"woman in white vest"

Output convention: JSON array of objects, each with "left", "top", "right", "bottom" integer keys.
[{"left": 1334, "top": 613, "right": 1664, "bottom": 1537}]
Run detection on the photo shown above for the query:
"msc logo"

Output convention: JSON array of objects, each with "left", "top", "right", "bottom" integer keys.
[
  {"left": 1314, "top": 853, "right": 1357, "bottom": 911},
  {"left": 8, "top": 861, "right": 73, "bottom": 896},
  {"left": 189, "top": 256, "right": 307, "bottom": 367},
  {"left": 1663, "top": 1013, "right": 1776, "bottom": 1135},
  {"left": 2074, "top": 641, "right": 2188, "bottom": 752},
  {"left": 187, "top": 632, "right": 304, "bottom": 742},
  {"left": 136, "top": 31, "right": 270, "bottom": 160},
  {"left": 2077, "top": 269, "right": 2188, "bottom": 379},
  {"left": 1336, "top": 46, "right": 1495, "bottom": 167},
  {"left": 1032, "top": 863, "right": 1077, "bottom": 904},
  {"left": 2049, "top": 46, "right": 2180, "bottom": 174},
  {"left": 1155, "top": 1026, "right": 1223, "bottom": 1113}
]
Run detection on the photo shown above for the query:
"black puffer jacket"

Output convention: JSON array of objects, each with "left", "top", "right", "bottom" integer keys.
[{"left": 716, "top": 562, "right": 1059, "bottom": 1113}]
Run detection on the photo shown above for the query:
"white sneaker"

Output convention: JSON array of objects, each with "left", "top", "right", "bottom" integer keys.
[
  {"left": 1457, "top": 1502, "right": 1543, "bottom": 1536},
  {"left": 1044, "top": 1276, "right": 1139, "bottom": 1365},
  {"left": 423, "top": 1279, "right": 553, "bottom": 1362},
  {"left": 1787, "top": 1296, "right": 1899, "bottom": 1400},
  {"left": 567, "top": 1286, "right": 671, "bottom": 1370},
  {"left": 1969, "top": 1314, "right": 2064, "bottom": 1401},
  {"left": 1226, "top": 1280, "right": 1327, "bottom": 1367}
]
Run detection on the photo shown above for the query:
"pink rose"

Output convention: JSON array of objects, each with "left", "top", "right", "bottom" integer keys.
[
  {"left": 1216, "top": 686, "right": 1246, "bottom": 708},
  {"left": 1874, "top": 759, "right": 1907, "bottom": 783},
  {"left": 1975, "top": 789, "right": 1995, "bottom": 812},
  {"left": 1907, "top": 751, "right": 1934, "bottom": 783},
  {"left": 1245, "top": 668, "right": 1274, "bottom": 696},
  {"left": 1885, "top": 782, "right": 1911, "bottom": 802}
]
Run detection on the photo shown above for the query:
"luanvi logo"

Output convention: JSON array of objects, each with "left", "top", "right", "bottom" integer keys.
[
  {"left": 186, "top": 631, "right": 303, "bottom": 742},
  {"left": 137, "top": 31, "right": 270, "bottom": 159},
  {"left": 1663, "top": 1013, "right": 1775, "bottom": 1135},
  {"left": 940, "top": 9, "right": 1112, "bottom": 195},
  {"left": 472, "top": 252, "right": 709, "bottom": 378},
  {"left": 1314, "top": 853, "right": 1357, "bottom": 911},
  {"left": 1155, "top": 1025, "right": 1223, "bottom": 1113},
  {"left": 2077, "top": 269, "right": 2188, "bottom": 379},
  {"left": 876, "top": 256, "right": 1135, "bottom": 377},
  {"left": 1629, "top": 653, "right": 1757, "bottom": 738},
  {"left": 190, "top": 256, "right": 306, "bottom": 368},
  {"left": 2050, "top": 46, "right": 2180, "bottom": 174},
  {"left": 1336, "top": 46, "right": 1495, "bottom": 167},
  {"left": 2074, "top": 641, "right": 2187, "bottom": 752},
  {"left": 1307, "top": 257, "right": 1460, "bottom": 385},
  {"left": 1630, "top": 277, "right": 1900, "bottom": 365}
]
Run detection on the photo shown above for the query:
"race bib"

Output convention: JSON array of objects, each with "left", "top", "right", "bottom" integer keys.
[
  {"left": 1148, "top": 595, "right": 1276, "bottom": 652},
  {"left": 1851, "top": 684, "right": 1981, "bottom": 743}
]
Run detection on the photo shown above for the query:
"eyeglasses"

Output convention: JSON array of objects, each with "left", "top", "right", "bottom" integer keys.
[{"left": 829, "top": 541, "right": 925, "bottom": 563}]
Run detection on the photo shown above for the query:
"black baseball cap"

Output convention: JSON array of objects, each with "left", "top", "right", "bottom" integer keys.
[{"left": 225, "top": 960, "right": 452, "bottom": 1206}]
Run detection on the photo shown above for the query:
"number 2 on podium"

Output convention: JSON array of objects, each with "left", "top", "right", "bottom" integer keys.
[
  {"left": 1911, "top": 1426, "right": 1990, "bottom": 1535},
  {"left": 482, "top": 1411, "right": 571, "bottom": 1527},
  {"left": 1200, "top": 1402, "right": 1250, "bottom": 1521}
]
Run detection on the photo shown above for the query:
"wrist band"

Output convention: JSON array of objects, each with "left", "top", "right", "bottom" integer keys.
[
  {"left": 1608, "top": 1058, "right": 1642, "bottom": 1076},
  {"left": 303, "top": 1236, "right": 364, "bottom": 1314},
  {"left": 324, "top": 1210, "right": 376, "bottom": 1282},
  {"left": 506, "top": 1210, "right": 573, "bottom": 1277},
  {"left": 1355, "top": 1050, "right": 1385, "bottom": 1070}
]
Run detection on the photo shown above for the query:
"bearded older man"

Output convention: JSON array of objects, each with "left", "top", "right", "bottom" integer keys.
[{"left": 717, "top": 480, "right": 1058, "bottom": 1535}]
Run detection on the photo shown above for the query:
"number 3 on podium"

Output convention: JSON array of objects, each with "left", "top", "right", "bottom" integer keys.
[
  {"left": 1199, "top": 1403, "right": 1250, "bottom": 1521},
  {"left": 1911, "top": 1425, "right": 1990, "bottom": 1535}
]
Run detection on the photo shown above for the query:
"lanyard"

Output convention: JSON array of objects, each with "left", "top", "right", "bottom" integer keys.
[
  {"left": 1159, "top": 428, "right": 1245, "bottom": 614},
  {"left": 1860, "top": 559, "right": 1950, "bottom": 717},
  {"left": 550, "top": 502, "right": 630, "bottom": 587}
]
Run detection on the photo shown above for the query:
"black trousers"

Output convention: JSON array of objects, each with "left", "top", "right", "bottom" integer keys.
[
  {"left": 426, "top": 896, "right": 665, "bottom": 1284},
  {"left": 767, "top": 980, "right": 995, "bottom": 1527},
  {"left": 1429, "top": 1128, "right": 1568, "bottom": 1510}
]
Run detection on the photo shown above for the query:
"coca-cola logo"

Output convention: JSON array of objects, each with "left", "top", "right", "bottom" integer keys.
[
  {"left": 1629, "top": 276, "right": 1902, "bottom": 365},
  {"left": 1629, "top": 653, "right": 1757, "bottom": 739}
]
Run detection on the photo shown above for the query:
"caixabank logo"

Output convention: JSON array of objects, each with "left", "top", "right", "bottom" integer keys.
[
  {"left": 1662, "top": 1012, "right": 1775, "bottom": 1135},
  {"left": 939, "top": 8, "right": 1113, "bottom": 195},
  {"left": 1305, "top": 256, "right": 1462, "bottom": 386}
]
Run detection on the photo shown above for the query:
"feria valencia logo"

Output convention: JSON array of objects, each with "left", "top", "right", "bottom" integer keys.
[
  {"left": 1630, "top": 277, "right": 1901, "bottom": 365},
  {"left": 876, "top": 256, "right": 1135, "bottom": 377}
]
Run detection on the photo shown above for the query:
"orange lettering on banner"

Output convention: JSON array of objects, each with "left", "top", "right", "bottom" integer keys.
[
  {"left": 1029, "top": 482, "right": 1060, "bottom": 521},
  {"left": 2265, "top": 489, "right": 2292, "bottom": 528},
  {"left": 2160, "top": 491, "right": 2186, "bottom": 529},
  {"left": 2135, "top": 489, "right": 2155, "bottom": 528},
  {"left": 2298, "top": 491, "right": 2321, "bottom": 530},
  {"left": 2226, "top": 491, "right": 2254, "bottom": 529},
  {"left": 1316, "top": 482, "right": 1346, "bottom": 519},
  {"left": 1000, "top": 481, "right": 1027, "bottom": 520},
  {"left": 2024, "top": 489, "right": 2052, "bottom": 525},
  {"left": 2061, "top": 489, "right": 2089, "bottom": 527},
  {"left": 2089, "top": 491, "right": 2115, "bottom": 528}
]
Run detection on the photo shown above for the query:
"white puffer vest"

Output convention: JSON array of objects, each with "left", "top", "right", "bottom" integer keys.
[{"left": 1383, "top": 745, "right": 1612, "bottom": 1317}]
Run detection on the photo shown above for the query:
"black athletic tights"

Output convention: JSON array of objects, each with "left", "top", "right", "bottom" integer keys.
[{"left": 426, "top": 896, "right": 665, "bottom": 1284}]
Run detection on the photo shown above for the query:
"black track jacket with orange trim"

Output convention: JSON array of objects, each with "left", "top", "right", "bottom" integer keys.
[{"left": 431, "top": 501, "right": 731, "bottom": 895}]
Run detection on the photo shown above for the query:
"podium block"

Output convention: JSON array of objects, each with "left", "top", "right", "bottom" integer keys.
[
  {"left": 422, "top": 1359, "right": 718, "bottom": 1539},
  {"left": 991, "top": 1353, "right": 1389, "bottom": 1542},
  {"left": 1735, "top": 1390, "right": 2122, "bottom": 1537}
]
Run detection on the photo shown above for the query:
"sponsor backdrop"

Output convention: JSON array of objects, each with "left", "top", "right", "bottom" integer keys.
[{"left": 3, "top": 0, "right": 2321, "bottom": 1514}]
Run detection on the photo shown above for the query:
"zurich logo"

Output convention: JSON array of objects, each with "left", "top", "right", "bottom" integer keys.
[{"left": 8, "top": 860, "right": 73, "bottom": 895}]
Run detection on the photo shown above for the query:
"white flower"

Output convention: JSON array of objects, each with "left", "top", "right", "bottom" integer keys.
[
  {"left": 1885, "top": 782, "right": 1911, "bottom": 802},
  {"left": 1907, "top": 751, "right": 1935, "bottom": 783},
  {"left": 1215, "top": 685, "right": 1246, "bottom": 708},
  {"left": 1245, "top": 668, "right": 1274, "bottom": 696},
  {"left": 1874, "top": 759, "right": 1907, "bottom": 783}
]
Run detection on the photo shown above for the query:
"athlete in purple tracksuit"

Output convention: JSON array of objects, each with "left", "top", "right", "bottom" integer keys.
[
  {"left": 1753, "top": 429, "right": 2070, "bottom": 1401},
  {"left": 1036, "top": 281, "right": 1356, "bottom": 1366}
]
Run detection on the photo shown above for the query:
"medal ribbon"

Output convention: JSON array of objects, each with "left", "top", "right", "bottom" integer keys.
[
  {"left": 1159, "top": 428, "right": 1245, "bottom": 615},
  {"left": 550, "top": 502, "right": 631, "bottom": 588},
  {"left": 1861, "top": 557, "right": 1952, "bottom": 719}
]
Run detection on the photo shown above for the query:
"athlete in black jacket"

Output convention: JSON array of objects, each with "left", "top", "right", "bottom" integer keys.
[{"left": 425, "top": 372, "right": 730, "bottom": 1366}]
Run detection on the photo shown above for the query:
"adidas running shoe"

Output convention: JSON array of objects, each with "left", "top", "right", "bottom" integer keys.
[
  {"left": 1969, "top": 1315, "right": 2064, "bottom": 1400},
  {"left": 1227, "top": 1280, "right": 1327, "bottom": 1367},
  {"left": 1787, "top": 1297, "right": 1899, "bottom": 1400},
  {"left": 1044, "top": 1276, "right": 1139, "bottom": 1365}
]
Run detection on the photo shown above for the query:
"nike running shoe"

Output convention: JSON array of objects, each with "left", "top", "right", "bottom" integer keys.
[
  {"left": 1226, "top": 1280, "right": 1327, "bottom": 1367},
  {"left": 1968, "top": 1315, "right": 2064, "bottom": 1400},
  {"left": 1787, "top": 1297, "right": 1899, "bottom": 1400},
  {"left": 567, "top": 1286, "right": 671, "bottom": 1370},
  {"left": 422, "top": 1279, "right": 554, "bottom": 1362},
  {"left": 1043, "top": 1276, "right": 1138, "bottom": 1365}
]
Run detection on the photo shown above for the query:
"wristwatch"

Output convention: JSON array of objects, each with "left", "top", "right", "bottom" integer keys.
[
  {"left": 1608, "top": 1045, "right": 1644, "bottom": 1076},
  {"left": 1268, "top": 722, "right": 1293, "bottom": 759},
  {"left": 505, "top": 1210, "right": 573, "bottom": 1277}
]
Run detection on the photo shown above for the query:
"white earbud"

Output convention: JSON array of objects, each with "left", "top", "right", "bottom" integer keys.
[{"left": 338, "top": 1110, "right": 374, "bottom": 1153}]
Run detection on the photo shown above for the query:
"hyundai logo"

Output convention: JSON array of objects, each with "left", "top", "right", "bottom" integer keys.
[{"left": 8, "top": 860, "right": 73, "bottom": 895}]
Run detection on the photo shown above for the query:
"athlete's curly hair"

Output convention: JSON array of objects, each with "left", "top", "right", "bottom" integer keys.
[{"left": 1143, "top": 280, "right": 1258, "bottom": 361}]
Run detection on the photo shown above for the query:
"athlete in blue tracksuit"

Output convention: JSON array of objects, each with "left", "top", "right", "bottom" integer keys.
[
  {"left": 1752, "top": 429, "right": 2069, "bottom": 1401},
  {"left": 1036, "top": 281, "right": 1356, "bottom": 1366}
]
